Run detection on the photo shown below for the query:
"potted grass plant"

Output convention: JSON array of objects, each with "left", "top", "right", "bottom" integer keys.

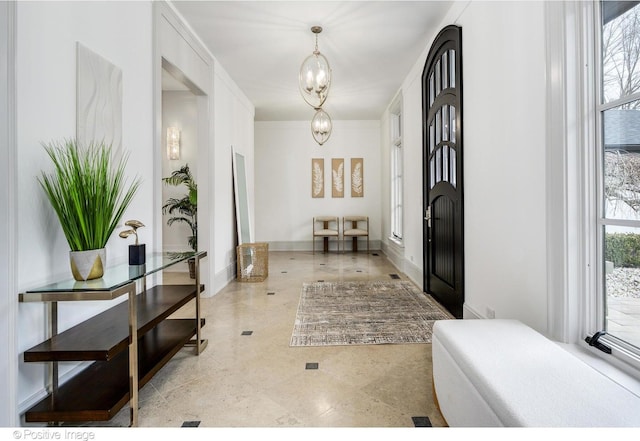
[
  {"left": 162, "top": 164, "right": 197, "bottom": 278},
  {"left": 38, "top": 139, "right": 140, "bottom": 281}
]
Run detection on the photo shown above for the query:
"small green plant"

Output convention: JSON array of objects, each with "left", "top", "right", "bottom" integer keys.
[
  {"left": 38, "top": 139, "right": 140, "bottom": 251},
  {"left": 162, "top": 164, "right": 197, "bottom": 257}
]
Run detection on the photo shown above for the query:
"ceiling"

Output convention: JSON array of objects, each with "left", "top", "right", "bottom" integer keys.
[{"left": 166, "top": 1, "right": 453, "bottom": 121}]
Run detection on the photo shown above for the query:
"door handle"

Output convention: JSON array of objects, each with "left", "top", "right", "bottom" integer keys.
[{"left": 425, "top": 207, "right": 431, "bottom": 228}]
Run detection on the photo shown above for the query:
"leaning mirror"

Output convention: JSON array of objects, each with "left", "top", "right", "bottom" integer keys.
[{"left": 232, "top": 147, "right": 252, "bottom": 244}]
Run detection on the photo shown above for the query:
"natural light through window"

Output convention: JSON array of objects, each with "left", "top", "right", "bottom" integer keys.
[
  {"left": 390, "top": 106, "right": 403, "bottom": 243},
  {"left": 599, "top": 0, "right": 640, "bottom": 351}
]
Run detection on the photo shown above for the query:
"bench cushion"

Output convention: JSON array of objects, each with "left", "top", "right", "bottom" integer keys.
[
  {"left": 343, "top": 228, "right": 368, "bottom": 236},
  {"left": 313, "top": 229, "right": 338, "bottom": 236},
  {"left": 433, "top": 319, "right": 640, "bottom": 427}
]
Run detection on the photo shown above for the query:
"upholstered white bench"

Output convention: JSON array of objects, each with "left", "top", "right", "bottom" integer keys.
[{"left": 432, "top": 319, "right": 640, "bottom": 427}]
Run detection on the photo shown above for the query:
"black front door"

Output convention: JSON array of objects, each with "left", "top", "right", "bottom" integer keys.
[{"left": 422, "top": 25, "right": 464, "bottom": 318}]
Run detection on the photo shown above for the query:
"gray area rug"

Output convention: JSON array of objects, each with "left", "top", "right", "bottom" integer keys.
[{"left": 290, "top": 280, "right": 452, "bottom": 347}]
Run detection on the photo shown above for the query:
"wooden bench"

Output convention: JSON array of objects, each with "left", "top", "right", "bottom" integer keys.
[{"left": 432, "top": 319, "right": 640, "bottom": 426}]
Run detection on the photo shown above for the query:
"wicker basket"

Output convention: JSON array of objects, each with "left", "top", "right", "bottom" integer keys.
[{"left": 237, "top": 242, "right": 269, "bottom": 282}]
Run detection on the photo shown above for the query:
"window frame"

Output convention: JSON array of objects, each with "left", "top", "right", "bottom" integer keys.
[
  {"left": 390, "top": 100, "right": 403, "bottom": 244},
  {"left": 590, "top": 0, "right": 640, "bottom": 371}
]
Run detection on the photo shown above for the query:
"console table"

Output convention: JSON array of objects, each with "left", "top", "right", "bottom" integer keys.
[{"left": 19, "top": 251, "right": 207, "bottom": 427}]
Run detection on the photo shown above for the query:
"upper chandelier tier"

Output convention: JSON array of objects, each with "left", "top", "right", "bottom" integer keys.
[{"left": 299, "top": 26, "right": 332, "bottom": 109}]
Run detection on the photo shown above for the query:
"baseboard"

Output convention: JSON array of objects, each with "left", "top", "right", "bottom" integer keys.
[
  {"left": 266, "top": 240, "right": 381, "bottom": 252},
  {"left": 462, "top": 303, "right": 483, "bottom": 319},
  {"left": 380, "top": 240, "right": 405, "bottom": 273},
  {"left": 402, "top": 258, "right": 424, "bottom": 288},
  {"left": 213, "top": 261, "right": 236, "bottom": 295},
  {"left": 18, "top": 361, "right": 91, "bottom": 417},
  {"left": 267, "top": 241, "right": 317, "bottom": 251}
]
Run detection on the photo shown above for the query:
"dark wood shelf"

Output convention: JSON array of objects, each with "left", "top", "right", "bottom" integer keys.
[
  {"left": 24, "top": 318, "right": 200, "bottom": 423},
  {"left": 24, "top": 285, "right": 197, "bottom": 362}
]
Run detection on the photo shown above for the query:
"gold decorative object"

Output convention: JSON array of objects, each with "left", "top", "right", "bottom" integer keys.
[
  {"left": 120, "top": 220, "right": 146, "bottom": 265},
  {"left": 119, "top": 220, "right": 145, "bottom": 245}
]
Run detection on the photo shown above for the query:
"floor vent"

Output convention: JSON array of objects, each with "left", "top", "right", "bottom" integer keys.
[
  {"left": 412, "top": 416, "right": 432, "bottom": 427},
  {"left": 241, "top": 331, "right": 253, "bottom": 336},
  {"left": 305, "top": 362, "right": 319, "bottom": 370},
  {"left": 181, "top": 421, "right": 201, "bottom": 427}
]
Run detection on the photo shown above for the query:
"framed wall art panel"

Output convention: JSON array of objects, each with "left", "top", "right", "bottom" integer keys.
[
  {"left": 332, "top": 158, "right": 344, "bottom": 198},
  {"left": 351, "top": 157, "right": 364, "bottom": 197},
  {"left": 312, "top": 158, "right": 324, "bottom": 198}
]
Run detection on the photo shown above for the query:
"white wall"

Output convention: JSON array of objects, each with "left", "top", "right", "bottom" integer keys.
[
  {"left": 15, "top": 0, "right": 154, "bottom": 416},
  {"left": 459, "top": 0, "right": 547, "bottom": 330},
  {"left": 255, "top": 120, "right": 381, "bottom": 251},
  {"left": 213, "top": 64, "right": 255, "bottom": 290},
  {"left": 155, "top": 2, "right": 255, "bottom": 293},
  {"left": 1, "top": 0, "right": 17, "bottom": 426},
  {"left": 381, "top": 0, "right": 549, "bottom": 333}
]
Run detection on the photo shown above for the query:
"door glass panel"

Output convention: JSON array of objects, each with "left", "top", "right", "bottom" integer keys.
[
  {"left": 435, "top": 59, "right": 441, "bottom": 97},
  {"left": 604, "top": 225, "right": 640, "bottom": 349},
  {"left": 430, "top": 157, "right": 435, "bottom": 189},
  {"left": 436, "top": 109, "right": 442, "bottom": 145},
  {"left": 436, "top": 147, "right": 442, "bottom": 183},
  {"left": 429, "top": 72, "right": 435, "bottom": 107},
  {"left": 429, "top": 121, "right": 435, "bottom": 153},
  {"left": 450, "top": 105, "right": 456, "bottom": 143},
  {"left": 450, "top": 148, "right": 457, "bottom": 188},
  {"left": 443, "top": 145, "right": 449, "bottom": 183},
  {"left": 449, "top": 49, "right": 456, "bottom": 88},
  {"left": 442, "top": 51, "right": 449, "bottom": 90},
  {"left": 603, "top": 101, "right": 640, "bottom": 221},
  {"left": 442, "top": 105, "right": 449, "bottom": 142}
]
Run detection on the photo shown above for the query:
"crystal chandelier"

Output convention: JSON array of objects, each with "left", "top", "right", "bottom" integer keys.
[{"left": 299, "top": 26, "right": 332, "bottom": 145}]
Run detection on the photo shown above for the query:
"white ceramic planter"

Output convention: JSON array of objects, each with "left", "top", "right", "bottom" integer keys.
[{"left": 69, "top": 248, "right": 106, "bottom": 281}]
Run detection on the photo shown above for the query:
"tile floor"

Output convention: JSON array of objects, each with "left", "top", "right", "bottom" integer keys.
[{"left": 91, "top": 251, "right": 447, "bottom": 428}]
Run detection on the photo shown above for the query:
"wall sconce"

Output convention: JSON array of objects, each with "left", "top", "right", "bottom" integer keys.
[{"left": 167, "top": 127, "right": 180, "bottom": 160}]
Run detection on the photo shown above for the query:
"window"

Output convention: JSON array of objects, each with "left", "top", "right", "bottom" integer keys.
[
  {"left": 595, "top": 0, "right": 640, "bottom": 359},
  {"left": 390, "top": 105, "right": 403, "bottom": 242}
]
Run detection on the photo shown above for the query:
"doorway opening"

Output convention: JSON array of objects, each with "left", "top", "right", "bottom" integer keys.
[{"left": 160, "top": 59, "right": 205, "bottom": 278}]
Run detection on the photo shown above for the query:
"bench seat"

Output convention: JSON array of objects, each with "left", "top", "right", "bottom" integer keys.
[{"left": 432, "top": 319, "right": 640, "bottom": 427}]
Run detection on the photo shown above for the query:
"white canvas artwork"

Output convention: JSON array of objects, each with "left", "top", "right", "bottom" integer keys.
[{"left": 76, "top": 43, "right": 122, "bottom": 154}]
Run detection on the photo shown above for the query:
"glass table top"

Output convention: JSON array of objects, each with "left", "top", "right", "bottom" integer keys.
[{"left": 20, "top": 251, "right": 206, "bottom": 300}]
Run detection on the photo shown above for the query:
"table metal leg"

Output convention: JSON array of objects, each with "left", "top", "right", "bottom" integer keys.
[
  {"left": 127, "top": 283, "right": 138, "bottom": 427},
  {"left": 47, "top": 302, "right": 58, "bottom": 426}
]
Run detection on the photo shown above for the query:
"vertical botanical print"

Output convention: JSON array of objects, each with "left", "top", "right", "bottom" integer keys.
[
  {"left": 332, "top": 158, "right": 344, "bottom": 198},
  {"left": 351, "top": 158, "right": 364, "bottom": 197},
  {"left": 312, "top": 158, "right": 324, "bottom": 198}
]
